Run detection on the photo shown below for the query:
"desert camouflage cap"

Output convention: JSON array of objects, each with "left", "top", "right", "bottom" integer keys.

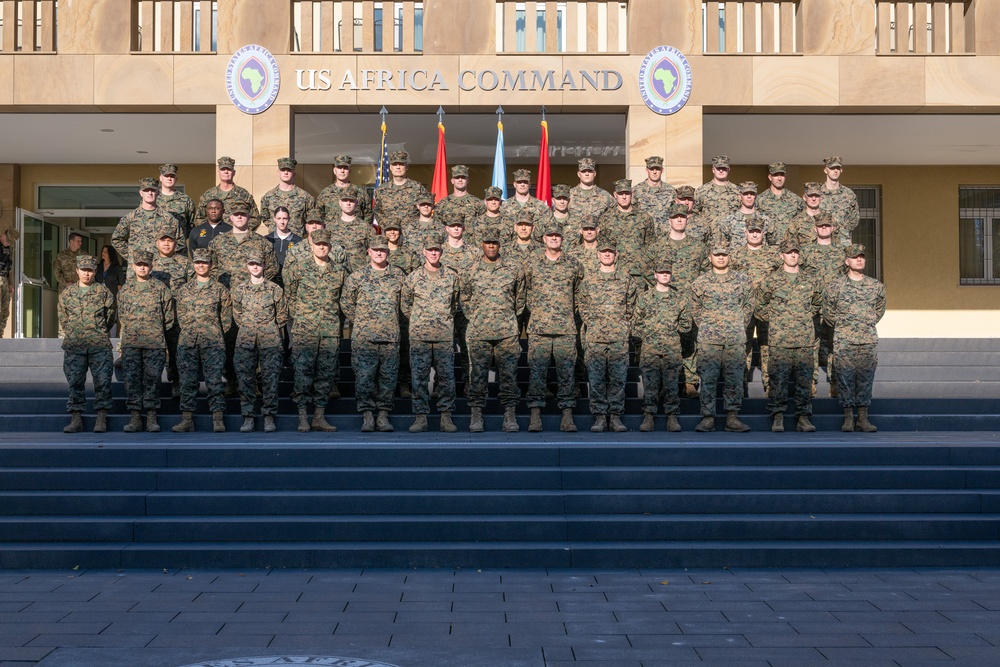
[
  {"left": 739, "top": 181, "right": 758, "bottom": 194},
  {"left": 712, "top": 155, "right": 731, "bottom": 168},
  {"left": 552, "top": 184, "right": 571, "bottom": 199},
  {"left": 228, "top": 201, "right": 250, "bottom": 216},
  {"left": 845, "top": 243, "right": 865, "bottom": 258},
  {"left": 310, "top": 229, "right": 332, "bottom": 245},
  {"left": 812, "top": 212, "right": 834, "bottom": 227},
  {"left": 277, "top": 157, "right": 297, "bottom": 170},
  {"left": 675, "top": 185, "right": 696, "bottom": 199},
  {"left": 580, "top": 215, "right": 599, "bottom": 229},
  {"left": 131, "top": 249, "right": 153, "bottom": 265},
  {"left": 768, "top": 162, "right": 787, "bottom": 175},
  {"left": 217, "top": 156, "right": 236, "bottom": 170},
  {"left": 368, "top": 235, "right": 390, "bottom": 251},
  {"left": 824, "top": 156, "right": 843, "bottom": 168},
  {"left": 139, "top": 177, "right": 159, "bottom": 191},
  {"left": 614, "top": 179, "right": 633, "bottom": 193},
  {"left": 156, "top": 223, "right": 177, "bottom": 240},
  {"left": 512, "top": 168, "right": 531, "bottom": 182},
  {"left": 191, "top": 249, "right": 212, "bottom": 263},
  {"left": 389, "top": 150, "right": 409, "bottom": 164},
  {"left": 76, "top": 254, "right": 98, "bottom": 270},
  {"left": 668, "top": 203, "right": 690, "bottom": 217},
  {"left": 333, "top": 154, "right": 353, "bottom": 167},
  {"left": 423, "top": 232, "right": 445, "bottom": 250},
  {"left": 451, "top": 164, "right": 469, "bottom": 177},
  {"left": 484, "top": 186, "right": 504, "bottom": 199},
  {"left": 159, "top": 164, "right": 178, "bottom": 176},
  {"left": 305, "top": 208, "right": 323, "bottom": 223},
  {"left": 645, "top": 155, "right": 664, "bottom": 168},
  {"left": 577, "top": 157, "right": 596, "bottom": 172},
  {"left": 803, "top": 182, "right": 824, "bottom": 196},
  {"left": 779, "top": 238, "right": 800, "bottom": 254}
]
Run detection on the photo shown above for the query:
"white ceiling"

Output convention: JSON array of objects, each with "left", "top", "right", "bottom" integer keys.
[{"left": 3, "top": 112, "right": 1000, "bottom": 166}]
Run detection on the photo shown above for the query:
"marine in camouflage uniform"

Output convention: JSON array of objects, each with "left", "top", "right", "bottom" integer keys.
[
  {"left": 405, "top": 194, "right": 443, "bottom": 254},
  {"left": 328, "top": 191, "right": 376, "bottom": 272},
  {"left": 156, "top": 164, "right": 195, "bottom": 243},
  {"left": 690, "top": 244, "right": 754, "bottom": 432},
  {"left": 549, "top": 184, "right": 587, "bottom": 240},
  {"left": 373, "top": 150, "right": 431, "bottom": 232},
  {"left": 523, "top": 223, "right": 586, "bottom": 432},
  {"left": 469, "top": 186, "right": 506, "bottom": 247},
  {"left": 461, "top": 226, "right": 526, "bottom": 432},
  {"left": 675, "top": 185, "right": 713, "bottom": 248},
  {"left": 632, "top": 156, "right": 677, "bottom": 222},
  {"left": 823, "top": 243, "right": 885, "bottom": 432},
  {"left": 579, "top": 237, "right": 638, "bottom": 432},
  {"left": 53, "top": 233, "right": 88, "bottom": 293},
  {"left": 315, "top": 154, "right": 373, "bottom": 228},
  {"left": 150, "top": 225, "right": 191, "bottom": 396},
  {"left": 819, "top": 156, "right": 860, "bottom": 247},
  {"left": 635, "top": 260, "right": 692, "bottom": 432},
  {"left": 712, "top": 181, "right": 776, "bottom": 253},
  {"left": 597, "top": 179, "right": 653, "bottom": 278},
  {"left": 0, "top": 228, "right": 18, "bottom": 336},
  {"left": 565, "top": 216, "right": 602, "bottom": 276},
  {"left": 401, "top": 234, "right": 461, "bottom": 431},
  {"left": 172, "top": 249, "right": 233, "bottom": 432},
  {"left": 113, "top": 178, "right": 186, "bottom": 276},
  {"left": 343, "top": 236, "right": 406, "bottom": 431},
  {"left": 501, "top": 169, "right": 551, "bottom": 240},
  {"left": 569, "top": 157, "right": 614, "bottom": 222},
  {"left": 118, "top": 249, "right": 175, "bottom": 432},
  {"left": 694, "top": 155, "right": 741, "bottom": 228},
  {"left": 799, "top": 212, "right": 843, "bottom": 392},
  {"left": 757, "top": 239, "right": 822, "bottom": 432},
  {"left": 194, "top": 156, "right": 261, "bottom": 231},
  {"left": 59, "top": 254, "right": 116, "bottom": 433},
  {"left": 434, "top": 165, "right": 486, "bottom": 237},
  {"left": 730, "top": 221, "right": 781, "bottom": 393},
  {"left": 231, "top": 252, "right": 289, "bottom": 431},
  {"left": 756, "top": 162, "right": 804, "bottom": 245},
  {"left": 259, "top": 157, "right": 317, "bottom": 237},
  {"left": 283, "top": 229, "right": 346, "bottom": 432}
]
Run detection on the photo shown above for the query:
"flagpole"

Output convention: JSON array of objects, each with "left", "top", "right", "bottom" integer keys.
[
  {"left": 536, "top": 105, "right": 552, "bottom": 207},
  {"left": 431, "top": 105, "right": 449, "bottom": 203},
  {"left": 491, "top": 105, "right": 507, "bottom": 201},
  {"left": 373, "top": 105, "right": 389, "bottom": 234}
]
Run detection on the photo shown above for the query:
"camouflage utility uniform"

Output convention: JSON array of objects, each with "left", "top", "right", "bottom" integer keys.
[
  {"left": 59, "top": 274, "right": 116, "bottom": 415},
  {"left": 580, "top": 266, "right": 637, "bottom": 418},
  {"left": 401, "top": 264, "right": 460, "bottom": 416},
  {"left": 231, "top": 278, "right": 289, "bottom": 418},
  {"left": 118, "top": 278, "right": 174, "bottom": 412},
  {"left": 174, "top": 273, "right": 233, "bottom": 415},
  {"left": 635, "top": 285, "right": 692, "bottom": 419}
]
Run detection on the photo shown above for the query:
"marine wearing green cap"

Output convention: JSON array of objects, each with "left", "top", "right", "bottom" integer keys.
[{"left": 261, "top": 156, "right": 316, "bottom": 236}]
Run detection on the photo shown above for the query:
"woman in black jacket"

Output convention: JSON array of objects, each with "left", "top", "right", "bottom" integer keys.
[{"left": 96, "top": 245, "right": 124, "bottom": 336}]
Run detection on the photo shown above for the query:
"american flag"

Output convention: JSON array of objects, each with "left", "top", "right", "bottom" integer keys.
[{"left": 372, "top": 118, "right": 390, "bottom": 234}]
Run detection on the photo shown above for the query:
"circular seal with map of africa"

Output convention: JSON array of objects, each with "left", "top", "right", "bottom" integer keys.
[
  {"left": 638, "top": 45, "right": 692, "bottom": 116},
  {"left": 226, "top": 44, "right": 281, "bottom": 115},
  {"left": 180, "top": 657, "right": 402, "bottom": 667}
]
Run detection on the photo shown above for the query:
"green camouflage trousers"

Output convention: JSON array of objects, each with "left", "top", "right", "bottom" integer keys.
[
  {"left": 292, "top": 335, "right": 339, "bottom": 408},
  {"left": 352, "top": 339, "right": 399, "bottom": 413},
  {"left": 527, "top": 333, "right": 577, "bottom": 410},
  {"left": 234, "top": 345, "right": 282, "bottom": 416},
  {"left": 585, "top": 340, "right": 628, "bottom": 415},
  {"left": 833, "top": 341, "right": 877, "bottom": 407},
  {"left": 122, "top": 347, "right": 166, "bottom": 411},
  {"left": 466, "top": 336, "right": 521, "bottom": 409},
  {"left": 410, "top": 340, "right": 456, "bottom": 414},
  {"left": 698, "top": 342, "right": 744, "bottom": 415},
  {"left": 64, "top": 347, "right": 114, "bottom": 413},
  {"left": 177, "top": 344, "right": 227, "bottom": 413},
  {"left": 681, "top": 327, "right": 700, "bottom": 386},
  {"left": 814, "top": 321, "right": 836, "bottom": 386},
  {"left": 768, "top": 345, "right": 813, "bottom": 416},
  {"left": 640, "top": 351, "right": 682, "bottom": 415}
]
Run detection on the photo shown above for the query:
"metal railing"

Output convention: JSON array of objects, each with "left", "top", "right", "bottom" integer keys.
[
  {"left": 496, "top": 1, "right": 627, "bottom": 54},
  {"left": 703, "top": 1, "right": 800, "bottom": 54},
  {"left": 292, "top": 1, "right": 423, "bottom": 53},
  {"left": 0, "top": 0, "right": 57, "bottom": 52},
  {"left": 876, "top": 1, "right": 971, "bottom": 54},
  {"left": 133, "top": 0, "right": 216, "bottom": 53}
]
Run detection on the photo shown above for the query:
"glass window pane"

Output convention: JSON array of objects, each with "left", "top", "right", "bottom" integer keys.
[
  {"left": 43, "top": 222, "right": 59, "bottom": 288},
  {"left": 853, "top": 218, "right": 879, "bottom": 280},
  {"left": 414, "top": 6, "right": 423, "bottom": 51},
  {"left": 516, "top": 9, "right": 525, "bottom": 51},
  {"left": 959, "top": 217, "right": 985, "bottom": 281},
  {"left": 22, "top": 285, "right": 42, "bottom": 338},
  {"left": 38, "top": 185, "right": 142, "bottom": 210},
  {"left": 21, "top": 213, "right": 43, "bottom": 282}
]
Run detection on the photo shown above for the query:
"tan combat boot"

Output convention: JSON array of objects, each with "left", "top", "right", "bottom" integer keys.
[
  {"left": 360, "top": 411, "right": 375, "bottom": 432},
  {"left": 856, "top": 408, "right": 878, "bottom": 433},
  {"left": 123, "top": 410, "right": 142, "bottom": 433},
  {"left": 841, "top": 408, "right": 855, "bottom": 432},
  {"left": 771, "top": 413, "right": 784, "bottom": 433},
  {"left": 376, "top": 410, "right": 394, "bottom": 432},
  {"left": 172, "top": 411, "right": 195, "bottom": 433},
  {"left": 528, "top": 408, "right": 543, "bottom": 432},
  {"left": 297, "top": 406, "right": 311, "bottom": 433},
  {"left": 64, "top": 412, "right": 83, "bottom": 433},
  {"left": 796, "top": 415, "right": 817, "bottom": 432},
  {"left": 666, "top": 414, "right": 682, "bottom": 432},
  {"left": 560, "top": 408, "right": 577, "bottom": 432},
  {"left": 409, "top": 414, "right": 428, "bottom": 433},
  {"left": 439, "top": 412, "right": 457, "bottom": 433},
  {"left": 312, "top": 407, "right": 336, "bottom": 432},
  {"left": 591, "top": 415, "right": 607, "bottom": 433},
  {"left": 240, "top": 416, "right": 255, "bottom": 433},
  {"left": 469, "top": 407, "right": 484, "bottom": 433},
  {"left": 264, "top": 415, "right": 277, "bottom": 432},
  {"left": 93, "top": 409, "right": 108, "bottom": 434},
  {"left": 146, "top": 410, "right": 160, "bottom": 433},
  {"left": 609, "top": 415, "right": 627, "bottom": 432},
  {"left": 724, "top": 411, "right": 751, "bottom": 432},
  {"left": 212, "top": 411, "right": 226, "bottom": 432},
  {"left": 639, "top": 413, "right": 655, "bottom": 432},
  {"left": 694, "top": 415, "right": 715, "bottom": 432},
  {"left": 502, "top": 407, "right": 519, "bottom": 432}
]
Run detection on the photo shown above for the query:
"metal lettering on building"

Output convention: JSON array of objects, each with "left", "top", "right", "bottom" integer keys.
[{"left": 294, "top": 68, "right": 623, "bottom": 92}]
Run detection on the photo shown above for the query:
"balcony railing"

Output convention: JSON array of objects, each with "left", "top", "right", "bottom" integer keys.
[
  {"left": 132, "top": 0, "right": 217, "bottom": 53},
  {"left": 496, "top": 1, "right": 627, "bottom": 54},
  {"left": 292, "top": 1, "right": 423, "bottom": 53},
  {"left": 703, "top": 1, "right": 800, "bottom": 54},
  {"left": 876, "top": 1, "right": 971, "bottom": 54},
  {"left": 0, "top": 0, "right": 57, "bottom": 52}
]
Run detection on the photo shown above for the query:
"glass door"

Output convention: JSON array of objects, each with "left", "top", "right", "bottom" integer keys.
[{"left": 15, "top": 210, "right": 50, "bottom": 338}]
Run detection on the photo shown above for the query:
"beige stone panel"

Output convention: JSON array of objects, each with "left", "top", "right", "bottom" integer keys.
[
  {"left": 664, "top": 104, "right": 702, "bottom": 188},
  {"left": 423, "top": 0, "right": 494, "bottom": 55},
  {"left": 58, "top": 0, "right": 130, "bottom": 54},
  {"left": 457, "top": 55, "right": 564, "bottom": 109},
  {"left": 926, "top": 57, "right": 1000, "bottom": 106},
  {"left": 561, "top": 56, "right": 640, "bottom": 109},
  {"left": 802, "top": 0, "right": 875, "bottom": 55},
  {"left": 838, "top": 56, "right": 924, "bottom": 107},
  {"left": 0, "top": 56, "right": 12, "bottom": 106},
  {"left": 626, "top": 105, "right": 666, "bottom": 170},
  {"left": 252, "top": 105, "right": 294, "bottom": 168},
  {"left": 630, "top": 0, "right": 699, "bottom": 54},
  {"left": 216, "top": 0, "right": 292, "bottom": 55},
  {"left": 752, "top": 56, "right": 838, "bottom": 107},
  {"left": 686, "top": 55, "right": 753, "bottom": 108},
  {"left": 14, "top": 56, "right": 94, "bottom": 106},
  {"left": 174, "top": 55, "right": 231, "bottom": 106},
  {"left": 879, "top": 311, "right": 1000, "bottom": 338},
  {"left": 355, "top": 55, "right": 461, "bottom": 107},
  {"left": 975, "top": 0, "right": 1000, "bottom": 55},
  {"left": 216, "top": 104, "right": 254, "bottom": 167},
  {"left": 94, "top": 55, "right": 174, "bottom": 107},
  {"left": 274, "top": 56, "right": 359, "bottom": 108}
]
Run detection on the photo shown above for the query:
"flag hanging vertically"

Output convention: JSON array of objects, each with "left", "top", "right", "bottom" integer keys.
[
  {"left": 372, "top": 107, "right": 390, "bottom": 234},
  {"left": 536, "top": 116, "right": 552, "bottom": 207},
  {"left": 491, "top": 109, "right": 507, "bottom": 200},
  {"left": 431, "top": 117, "right": 448, "bottom": 203}
]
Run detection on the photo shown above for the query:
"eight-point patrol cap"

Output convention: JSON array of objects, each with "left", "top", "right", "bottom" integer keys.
[
  {"left": 597, "top": 235, "right": 617, "bottom": 252},
  {"left": 710, "top": 244, "right": 730, "bottom": 256},
  {"left": 654, "top": 259, "right": 673, "bottom": 274},
  {"left": 389, "top": 150, "right": 409, "bottom": 164},
  {"left": 746, "top": 218, "right": 764, "bottom": 233},
  {"left": 614, "top": 179, "right": 633, "bottom": 193},
  {"left": 512, "top": 168, "right": 531, "bottom": 183},
  {"left": 423, "top": 232, "right": 445, "bottom": 250},
  {"left": 541, "top": 222, "right": 564, "bottom": 237},
  {"left": 245, "top": 251, "right": 264, "bottom": 265},
  {"left": 310, "top": 229, "right": 332, "bottom": 245},
  {"left": 132, "top": 249, "right": 153, "bottom": 265},
  {"left": 803, "top": 182, "right": 824, "bottom": 197},
  {"left": 645, "top": 155, "right": 664, "bottom": 169},
  {"left": 481, "top": 227, "right": 502, "bottom": 244},
  {"left": 333, "top": 154, "right": 353, "bottom": 167},
  {"left": 305, "top": 208, "right": 324, "bottom": 223},
  {"left": 813, "top": 212, "right": 834, "bottom": 227},
  {"left": 484, "top": 186, "right": 504, "bottom": 200},
  {"left": 577, "top": 157, "right": 596, "bottom": 172},
  {"left": 76, "top": 254, "right": 98, "bottom": 270},
  {"left": 368, "top": 235, "right": 390, "bottom": 251},
  {"left": 712, "top": 155, "right": 731, "bottom": 169},
  {"left": 675, "top": 185, "right": 696, "bottom": 199},
  {"left": 668, "top": 203, "right": 690, "bottom": 218},
  {"left": 228, "top": 201, "right": 250, "bottom": 216},
  {"left": 779, "top": 238, "right": 800, "bottom": 254},
  {"left": 417, "top": 193, "right": 435, "bottom": 206},
  {"left": 451, "top": 164, "right": 469, "bottom": 178},
  {"left": 191, "top": 249, "right": 212, "bottom": 263},
  {"left": 824, "top": 156, "right": 843, "bottom": 168},
  {"left": 442, "top": 214, "right": 465, "bottom": 227},
  {"left": 381, "top": 220, "right": 402, "bottom": 231},
  {"left": 514, "top": 211, "right": 535, "bottom": 225},
  {"left": 156, "top": 224, "right": 177, "bottom": 240},
  {"left": 159, "top": 164, "right": 178, "bottom": 176},
  {"left": 552, "top": 184, "right": 571, "bottom": 199},
  {"left": 580, "top": 215, "right": 599, "bottom": 229},
  {"left": 339, "top": 190, "right": 359, "bottom": 201},
  {"left": 277, "top": 157, "right": 297, "bottom": 170},
  {"left": 768, "top": 162, "right": 787, "bottom": 175},
  {"left": 217, "top": 156, "right": 236, "bottom": 170},
  {"left": 739, "top": 181, "right": 758, "bottom": 194},
  {"left": 845, "top": 243, "right": 865, "bottom": 258},
  {"left": 139, "top": 177, "right": 159, "bottom": 191}
]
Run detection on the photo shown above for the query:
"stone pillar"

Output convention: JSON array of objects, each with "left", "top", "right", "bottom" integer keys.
[
  {"left": 217, "top": 0, "right": 292, "bottom": 54},
  {"left": 0, "top": 165, "right": 19, "bottom": 234},
  {"left": 423, "top": 0, "right": 494, "bottom": 54},
  {"left": 801, "top": 0, "right": 875, "bottom": 55},
  {"left": 973, "top": 0, "right": 1000, "bottom": 54},
  {"left": 628, "top": 0, "right": 700, "bottom": 55},
  {"left": 627, "top": 105, "right": 703, "bottom": 190},
  {"left": 58, "top": 0, "right": 130, "bottom": 53}
]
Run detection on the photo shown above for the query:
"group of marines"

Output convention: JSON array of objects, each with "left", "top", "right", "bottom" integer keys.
[{"left": 57, "top": 150, "right": 885, "bottom": 435}]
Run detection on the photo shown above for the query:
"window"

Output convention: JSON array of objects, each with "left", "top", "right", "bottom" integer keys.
[
  {"left": 958, "top": 186, "right": 1000, "bottom": 284},
  {"left": 851, "top": 186, "right": 882, "bottom": 281}
]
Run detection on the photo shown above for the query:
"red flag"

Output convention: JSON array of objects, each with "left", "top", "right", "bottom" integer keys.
[
  {"left": 536, "top": 119, "right": 551, "bottom": 207},
  {"left": 431, "top": 122, "right": 448, "bottom": 203}
]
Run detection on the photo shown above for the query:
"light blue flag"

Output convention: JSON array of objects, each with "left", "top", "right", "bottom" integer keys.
[{"left": 491, "top": 119, "right": 507, "bottom": 201}]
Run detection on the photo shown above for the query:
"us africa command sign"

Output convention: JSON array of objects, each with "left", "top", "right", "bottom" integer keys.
[
  {"left": 226, "top": 44, "right": 281, "bottom": 115},
  {"left": 638, "top": 45, "right": 692, "bottom": 115}
]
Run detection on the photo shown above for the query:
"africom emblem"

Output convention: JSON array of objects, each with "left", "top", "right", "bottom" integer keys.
[
  {"left": 180, "top": 657, "right": 402, "bottom": 667},
  {"left": 638, "top": 45, "right": 692, "bottom": 116},
  {"left": 226, "top": 44, "right": 281, "bottom": 115}
]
